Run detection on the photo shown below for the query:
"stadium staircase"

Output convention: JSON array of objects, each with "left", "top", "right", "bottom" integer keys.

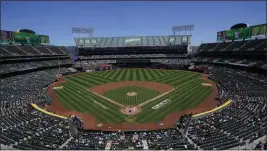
[
  {"left": 222, "top": 42, "right": 235, "bottom": 51},
  {"left": 1, "top": 144, "right": 14, "bottom": 150},
  {"left": 0, "top": 47, "right": 12, "bottom": 55},
  {"left": 254, "top": 40, "right": 267, "bottom": 50},
  {"left": 20, "top": 46, "right": 40, "bottom": 55},
  {"left": 46, "top": 47, "right": 55, "bottom": 54},
  {"left": 0, "top": 108, "right": 16, "bottom": 117},
  {"left": 184, "top": 134, "right": 199, "bottom": 149},
  {"left": 31, "top": 46, "right": 42, "bottom": 54},
  {"left": 210, "top": 43, "right": 221, "bottom": 51},
  {"left": 142, "top": 140, "right": 148, "bottom": 149},
  {"left": 59, "top": 47, "right": 67, "bottom": 54},
  {"left": 105, "top": 140, "right": 112, "bottom": 150},
  {"left": 59, "top": 137, "right": 73, "bottom": 149},
  {"left": 178, "top": 128, "right": 199, "bottom": 149},
  {"left": 14, "top": 45, "right": 29, "bottom": 55},
  {"left": 230, "top": 135, "right": 266, "bottom": 150}
]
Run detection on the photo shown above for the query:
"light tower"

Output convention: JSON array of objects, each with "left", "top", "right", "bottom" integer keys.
[
  {"left": 172, "top": 24, "right": 194, "bottom": 36},
  {"left": 71, "top": 27, "right": 94, "bottom": 54},
  {"left": 171, "top": 25, "right": 195, "bottom": 61},
  {"left": 71, "top": 27, "right": 94, "bottom": 68}
]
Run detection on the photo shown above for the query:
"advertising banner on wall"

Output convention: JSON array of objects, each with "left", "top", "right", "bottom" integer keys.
[
  {"left": 234, "top": 28, "right": 244, "bottom": 40},
  {"left": 35, "top": 35, "right": 41, "bottom": 44},
  {"left": 1, "top": 30, "right": 50, "bottom": 45},
  {"left": 224, "top": 30, "right": 234, "bottom": 41},
  {"left": 251, "top": 24, "right": 266, "bottom": 38},
  {"left": 217, "top": 23, "right": 266, "bottom": 41},
  {"left": 0, "top": 30, "right": 13, "bottom": 44},
  {"left": 217, "top": 31, "right": 226, "bottom": 41},
  {"left": 243, "top": 26, "right": 252, "bottom": 39},
  {"left": 225, "top": 28, "right": 244, "bottom": 41},
  {"left": 35, "top": 35, "right": 50, "bottom": 45},
  {"left": 223, "top": 28, "right": 251, "bottom": 41},
  {"left": 12, "top": 32, "right": 36, "bottom": 44}
]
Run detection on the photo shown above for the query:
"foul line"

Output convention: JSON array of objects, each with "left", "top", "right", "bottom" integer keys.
[
  {"left": 31, "top": 103, "right": 67, "bottom": 119},
  {"left": 88, "top": 90, "right": 125, "bottom": 108},
  {"left": 31, "top": 99, "right": 232, "bottom": 121},
  {"left": 192, "top": 100, "right": 232, "bottom": 118},
  {"left": 138, "top": 88, "right": 176, "bottom": 107},
  {"left": 88, "top": 88, "right": 176, "bottom": 108}
]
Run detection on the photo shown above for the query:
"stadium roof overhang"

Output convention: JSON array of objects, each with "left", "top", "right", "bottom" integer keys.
[{"left": 74, "top": 35, "right": 191, "bottom": 48}]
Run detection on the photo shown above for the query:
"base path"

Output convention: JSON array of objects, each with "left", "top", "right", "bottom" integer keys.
[
  {"left": 138, "top": 88, "right": 175, "bottom": 107},
  {"left": 88, "top": 80, "right": 175, "bottom": 108},
  {"left": 88, "top": 90, "right": 125, "bottom": 108},
  {"left": 89, "top": 81, "right": 174, "bottom": 95},
  {"left": 47, "top": 73, "right": 218, "bottom": 131}
]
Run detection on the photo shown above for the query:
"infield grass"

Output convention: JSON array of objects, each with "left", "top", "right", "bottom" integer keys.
[
  {"left": 53, "top": 69, "right": 212, "bottom": 124},
  {"left": 103, "top": 85, "right": 161, "bottom": 105}
]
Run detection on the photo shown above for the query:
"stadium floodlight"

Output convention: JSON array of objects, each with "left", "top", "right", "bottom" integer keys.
[
  {"left": 172, "top": 25, "right": 194, "bottom": 35},
  {"left": 72, "top": 27, "right": 94, "bottom": 34},
  {"left": 172, "top": 25, "right": 194, "bottom": 32},
  {"left": 72, "top": 27, "right": 94, "bottom": 40}
]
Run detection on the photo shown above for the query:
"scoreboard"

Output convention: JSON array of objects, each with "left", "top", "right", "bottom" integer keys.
[
  {"left": 0, "top": 30, "right": 50, "bottom": 45},
  {"left": 217, "top": 24, "right": 266, "bottom": 41}
]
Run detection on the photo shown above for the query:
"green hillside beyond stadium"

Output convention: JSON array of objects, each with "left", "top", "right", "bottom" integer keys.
[{"left": 53, "top": 69, "right": 213, "bottom": 124}]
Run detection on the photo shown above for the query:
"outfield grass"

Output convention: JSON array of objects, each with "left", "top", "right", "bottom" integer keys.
[{"left": 53, "top": 69, "right": 212, "bottom": 124}]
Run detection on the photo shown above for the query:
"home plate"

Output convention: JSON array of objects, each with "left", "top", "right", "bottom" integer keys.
[{"left": 201, "top": 83, "right": 212, "bottom": 87}]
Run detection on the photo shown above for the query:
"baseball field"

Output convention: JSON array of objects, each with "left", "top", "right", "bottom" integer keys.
[{"left": 47, "top": 68, "right": 217, "bottom": 130}]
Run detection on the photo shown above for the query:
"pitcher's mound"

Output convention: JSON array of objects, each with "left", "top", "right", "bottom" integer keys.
[
  {"left": 127, "top": 92, "right": 137, "bottom": 96},
  {"left": 121, "top": 106, "right": 141, "bottom": 115}
]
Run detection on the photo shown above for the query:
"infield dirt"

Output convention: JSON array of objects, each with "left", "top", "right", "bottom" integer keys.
[
  {"left": 47, "top": 73, "right": 218, "bottom": 131},
  {"left": 88, "top": 81, "right": 174, "bottom": 95}
]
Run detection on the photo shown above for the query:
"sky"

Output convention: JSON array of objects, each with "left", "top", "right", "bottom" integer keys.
[{"left": 1, "top": 1, "right": 266, "bottom": 46}]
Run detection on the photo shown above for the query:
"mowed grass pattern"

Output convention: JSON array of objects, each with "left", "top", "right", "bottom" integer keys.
[
  {"left": 53, "top": 69, "right": 212, "bottom": 124},
  {"left": 103, "top": 86, "right": 161, "bottom": 105}
]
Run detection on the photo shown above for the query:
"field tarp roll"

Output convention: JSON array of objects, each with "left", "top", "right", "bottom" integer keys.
[
  {"left": 192, "top": 100, "right": 232, "bottom": 118},
  {"left": 31, "top": 103, "right": 67, "bottom": 119}
]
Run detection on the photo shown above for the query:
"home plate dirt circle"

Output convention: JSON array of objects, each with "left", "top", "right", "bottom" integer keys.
[
  {"left": 127, "top": 92, "right": 137, "bottom": 96},
  {"left": 121, "top": 105, "right": 141, "bottom": 115}
]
